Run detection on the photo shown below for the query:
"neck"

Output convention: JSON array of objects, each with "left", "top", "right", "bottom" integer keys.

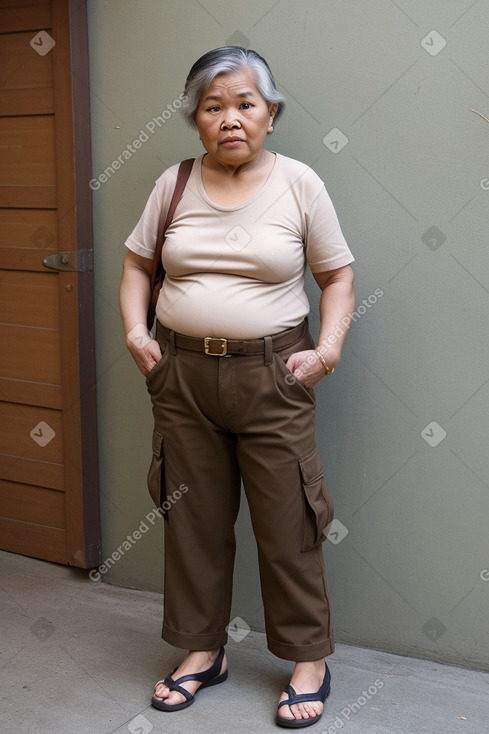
[{"left": 204, "top": 149, "right": 269, "bottom": 177}]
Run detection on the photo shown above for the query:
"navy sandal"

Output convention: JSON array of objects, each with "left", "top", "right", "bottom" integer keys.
[
  {"left": 151, "top": 647, "right": 228, "bottom": 711},
  {"left": 276, "top": 663, "right": 331, "bottom": 729}
]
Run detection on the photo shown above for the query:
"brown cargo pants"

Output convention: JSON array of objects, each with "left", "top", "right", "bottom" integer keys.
[{"left": 146, "top": 319, "right": 335, "bottom": 662}]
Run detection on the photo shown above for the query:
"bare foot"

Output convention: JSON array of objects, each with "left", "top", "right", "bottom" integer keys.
[
  {"left": 278, "top": 660, "right": 327, "bottom": 722},
  {"left": 153, "top": 648, "right": 226, "bottom": 707}
]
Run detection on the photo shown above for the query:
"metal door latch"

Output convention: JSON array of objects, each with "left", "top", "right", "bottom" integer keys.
[{"left": 42, "top": 250, "right": 93, "bottom": 272}]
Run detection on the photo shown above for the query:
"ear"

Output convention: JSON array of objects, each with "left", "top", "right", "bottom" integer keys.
[{"left": 269, "top": 103, "right": 278, "bottom": 121}]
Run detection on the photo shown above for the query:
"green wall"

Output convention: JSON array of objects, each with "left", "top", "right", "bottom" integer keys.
[{"left": 87, "top": 0, "right": 489, "bottom": 670}]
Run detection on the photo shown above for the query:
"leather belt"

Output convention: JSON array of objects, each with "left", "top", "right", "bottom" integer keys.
[{"left": 156, "top": 320, "right": 307, "bottom": 356}]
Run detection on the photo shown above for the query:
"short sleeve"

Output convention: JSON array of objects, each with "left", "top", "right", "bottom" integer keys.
[
  {"left": 124, "top": 163, "right": 181, "bottom": 259},
  {"left": 304, "top": 178, "right": 354, "bottom": 273}
]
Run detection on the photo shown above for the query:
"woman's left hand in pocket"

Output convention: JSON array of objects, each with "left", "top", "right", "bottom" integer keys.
[{"left": 286, "top": 349, "right": 333, "bottom": 388}]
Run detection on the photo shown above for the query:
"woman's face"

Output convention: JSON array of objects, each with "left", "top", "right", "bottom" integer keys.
[{"left": 195, "top": 68, "right": 277, "bottom": 168}]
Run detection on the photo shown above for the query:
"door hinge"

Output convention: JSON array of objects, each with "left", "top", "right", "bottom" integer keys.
[{"left": 42, "top": 250, "right": 93, "bottom": 272}]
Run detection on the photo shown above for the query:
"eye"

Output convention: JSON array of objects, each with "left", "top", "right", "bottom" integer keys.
[
  {"left": 241, "top": 102, "right": 253, "bottom": 110},
  {"left": 208, "top": 105, "right": 220, "bottom": 113}
]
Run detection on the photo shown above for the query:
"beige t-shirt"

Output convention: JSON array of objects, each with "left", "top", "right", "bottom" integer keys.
[{"left": 125, "top": 153, "right": 354, "bottom": 338}]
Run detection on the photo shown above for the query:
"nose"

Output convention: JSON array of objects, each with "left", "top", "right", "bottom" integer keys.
[{"left": 220, "top": 118, "right": 241, "bottom": 130}]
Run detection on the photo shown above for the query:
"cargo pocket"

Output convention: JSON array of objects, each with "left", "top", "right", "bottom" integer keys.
[
  {"left": 299, "top": 444, "right": 334, "bottom": 551},
  {"left": 147, "top": 429, "right": 166, "bottom": 514}
]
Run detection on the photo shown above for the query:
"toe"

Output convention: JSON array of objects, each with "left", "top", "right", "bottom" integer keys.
[
  {"left": 278, "top": 695, "right": 323, "bottom": 722},
  {"left": 153, "top": 683, "right": 187, "bottom": 707},
  {"left": 153, "top": 682, "right": 168, "bottom": 700},
  {"left": 164, "top": 690, "right": 187, "bottom": 706},
  {"left": 277, "top": 694, "right": 295, "bottom": 721},
  {"left": 291, "top": 703, "right": 311, "bottom": 720},
  {"left": 290, "top": 703, "right": 304, "bottom": 719},
  {"left": 298, "top": 701, "right": 323, "bottom": 719},
  {"left": 277, "top": 707, "right": 295, "bottom": 721},
  {"left": 282, "top": 702, "right": 323, "bottom": 721}
]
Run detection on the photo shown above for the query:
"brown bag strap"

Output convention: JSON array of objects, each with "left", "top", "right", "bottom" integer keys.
[
  {"left": 147, "top": 158, "right": 195, "bottom": 329},
  {"left": 155, "top": 157, "right": 195, "bottom": 262}
]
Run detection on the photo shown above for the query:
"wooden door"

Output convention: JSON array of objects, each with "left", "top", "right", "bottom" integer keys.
[{"left": 0, "top": 0, "right": 101, "bottom": 567}]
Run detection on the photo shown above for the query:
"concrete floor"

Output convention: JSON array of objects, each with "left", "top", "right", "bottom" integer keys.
[{"left": 1, "top": 549, "right": 488, "bottom": 734}]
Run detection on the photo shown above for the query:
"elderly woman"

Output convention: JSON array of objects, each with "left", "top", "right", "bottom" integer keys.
[{"left": 120, "top": 46, "right": 355, "bottom": 729}]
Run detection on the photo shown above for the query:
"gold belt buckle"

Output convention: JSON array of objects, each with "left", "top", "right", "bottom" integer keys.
[{"left": 204, "top": 337, "right": 228, "bottom": 356}]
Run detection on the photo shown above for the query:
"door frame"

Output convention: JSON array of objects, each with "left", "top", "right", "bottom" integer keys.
[{"left": 56, "top": 0, "right": 101, "bottom": 567}]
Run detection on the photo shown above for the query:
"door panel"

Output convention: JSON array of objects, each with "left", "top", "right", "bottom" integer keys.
[
  {"left": 0, "top": 270, "right": 59, "bottom": 326},
  {"left": 0, "top": 209, "right": 57, "bottom": 270},
  {"left": 0, "top": 402, "right": 63, "bottom": 463},
  {"left": 0, "top": 116, "right": 56, "bottom": 185},
  {"left": 0, "top": 0, "right": 101, "bottom": 567},
  {"left": 0, "top": 481, "right": 65, "bottom": 528},
  {"left": 0, "top": 324, "right": 61, "bottom": 382}
]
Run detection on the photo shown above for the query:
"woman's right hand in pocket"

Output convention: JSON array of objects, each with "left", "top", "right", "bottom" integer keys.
[{"left": 126, "top": 323, "right": 162, "bottom": 376}]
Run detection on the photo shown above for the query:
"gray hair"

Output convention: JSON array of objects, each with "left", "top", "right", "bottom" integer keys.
[{"left": 182, "top": 46, "right": 286, "bottom": 127}]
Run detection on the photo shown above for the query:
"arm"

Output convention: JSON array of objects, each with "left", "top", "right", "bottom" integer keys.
[
  {"left": 119, "top": 250, "right": 162, "bottom": 376},
  {"left": 286, "top": 264, "right": 355, "bottom": 387}
]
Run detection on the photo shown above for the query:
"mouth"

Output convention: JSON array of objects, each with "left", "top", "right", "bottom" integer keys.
[{"left": 219, "top": 137, "right": 245, "bottom": 146}]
